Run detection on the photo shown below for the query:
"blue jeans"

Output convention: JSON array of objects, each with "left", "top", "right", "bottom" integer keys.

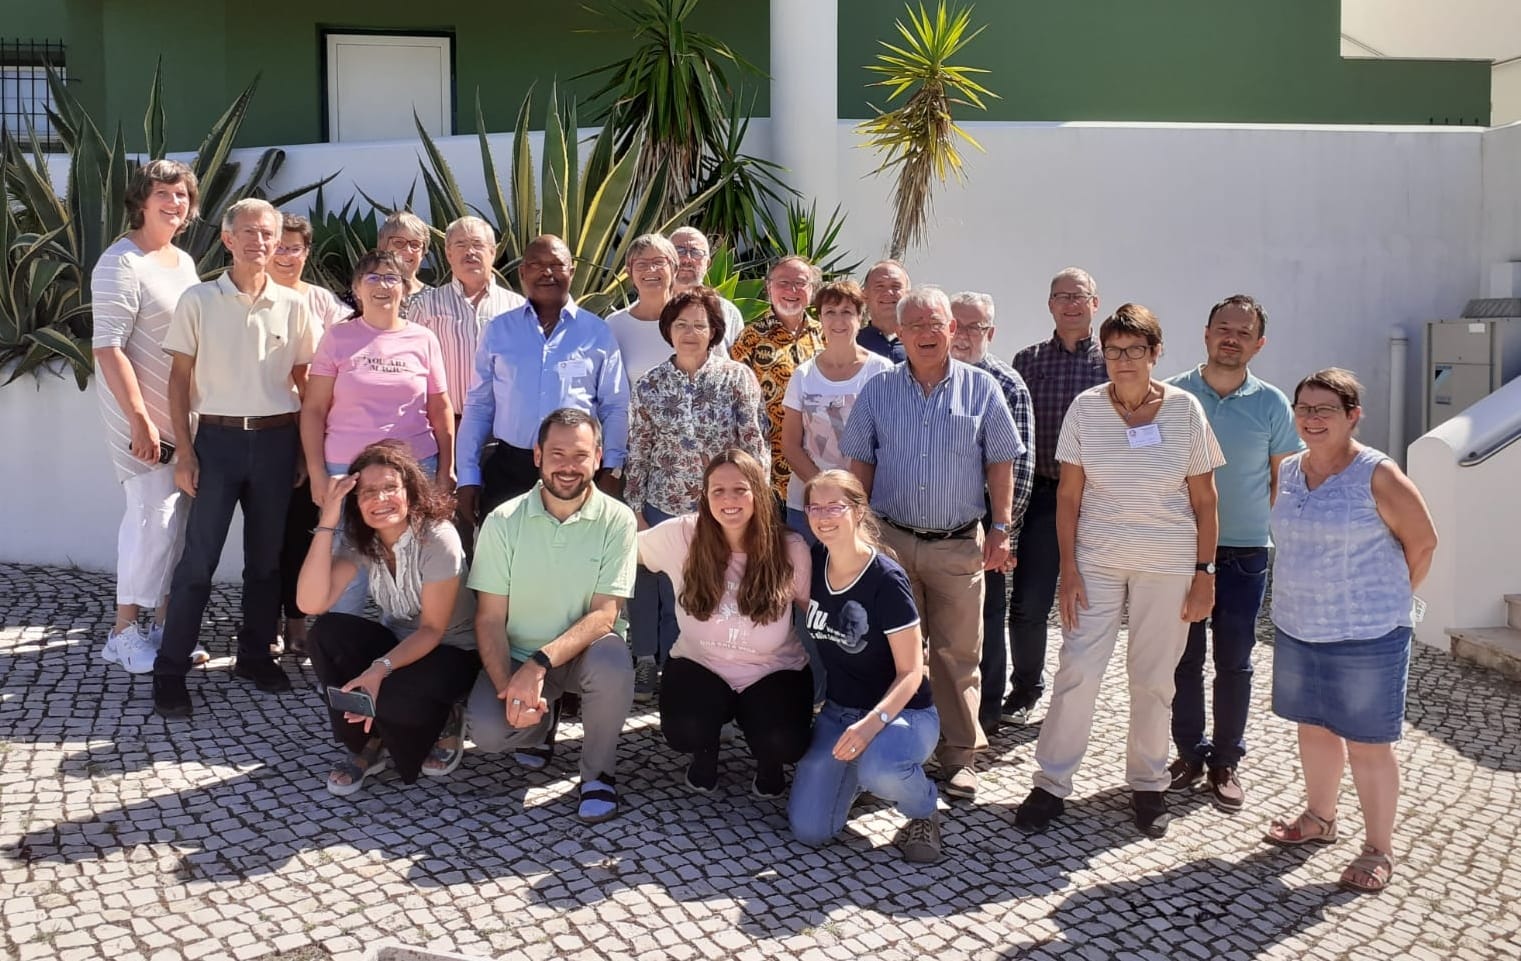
[
  {"left": 1006, "top": 479, "right": 1059, "bottom": 707},
  {"left": 1171, "top": 546, "right": 1269, "bottom": 769},
  {"left": 155, "top": 422, "right": 299, "bottom": 675},
  {"left": 630, "top": 504, "right": 678, "bottom": 661},
  {"left": 788, "top": 702, "right": 939, "bottom": 845},
  {"left": 321, "top": 455, "right": 438, "bottom": 615}
]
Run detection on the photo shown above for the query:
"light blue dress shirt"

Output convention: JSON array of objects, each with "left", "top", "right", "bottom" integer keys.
[{"left": 457, "top": 300, "right": 630, "bottom": 486}]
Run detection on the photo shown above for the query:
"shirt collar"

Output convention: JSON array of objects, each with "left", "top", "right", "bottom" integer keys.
[
  {"left": 899, "top": 357, "right": 959, "bottom": 390},
  {"left": 449, "top": 277, "right": 503, "bottom": 300},
  {"left": 1048, "top": 331, "right": 1097, "bottom": 354},
  {"left": 516, "top": 298, "right": 579, "bottom": 327},
  {"left": 524, "top": 481, "right": 606, "bottom": 524},
  {"left": 214, "top": 270, "right": 276, "bottom": 306},
  {"left": 1186, "top": 364, "right": 1262, "bottom": 399}
]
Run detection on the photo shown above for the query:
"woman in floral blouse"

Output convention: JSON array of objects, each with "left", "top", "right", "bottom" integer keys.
[{"left": 625, "top": 287, "right": 770, "bottom": 698}]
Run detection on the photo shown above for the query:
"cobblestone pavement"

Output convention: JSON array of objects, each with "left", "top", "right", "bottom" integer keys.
[{"left": 2, "top": 562, "right": 1519, "bottom": 961}]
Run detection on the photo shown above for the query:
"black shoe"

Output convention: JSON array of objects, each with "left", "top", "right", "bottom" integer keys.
[
  {"left": 684, "top": 750, "right": 719, "bottom": 793},
  {"left": 1167, "top": 756, "right": 1204, "bottom": 792},
  {"left": 752, "top": 763, "right": 786, "bottom": 799},
  {"left": 1000, "top": 693, "right": 1036, "bottom": 725},
  {"left": 559, "top": 692, "right": 581, "bottom": 718},
  {"left": 1133, "top": 790, "right": 1172, "bottom": 838},
  {"left": 1013, "top": 787, "right": 1064, "bottom": 833},
  {"left": 153, "top": 675, "right": 193, "bottom": 718},
  {"left": 233, "top": 658, "right": 292, "bottom": 693}
]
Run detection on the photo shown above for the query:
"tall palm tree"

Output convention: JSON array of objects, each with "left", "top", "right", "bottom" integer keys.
[{"left": 857, "top": 1, "right": 998, "bottom": 260}]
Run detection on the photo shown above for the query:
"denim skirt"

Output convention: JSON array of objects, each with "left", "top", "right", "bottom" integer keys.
[{"left": 1271, "top": 624, "right": 1411, "bottom": 743}]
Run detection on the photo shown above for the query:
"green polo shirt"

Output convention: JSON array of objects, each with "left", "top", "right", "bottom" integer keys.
[
  {"left": 468, "top": 482, "right": 638, "bottom": 661},
  {"left": 1166, "top": 365, "right": 1302, "bottom": 548}
]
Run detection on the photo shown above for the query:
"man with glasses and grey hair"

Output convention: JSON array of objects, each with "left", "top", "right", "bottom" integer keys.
[
  {"left": 668, "top": 225, "right": 741, "bottom": 354},
  {"left": 1002, "top": 268, "right": 1108, "bottom": 728},
  {"left": 949, "top": 292, "right": 1035, "bottom": 738},
  {"left": 841, "top": 285, "right": 1024, "bottom": 801}
]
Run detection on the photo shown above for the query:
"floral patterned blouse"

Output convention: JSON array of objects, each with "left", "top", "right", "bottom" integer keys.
[
  {"left": 729, "top": 313, "right": 825, "bottom": 501},
  {"left": 625, "top": 353, "right": 771, "bottom": 516}
]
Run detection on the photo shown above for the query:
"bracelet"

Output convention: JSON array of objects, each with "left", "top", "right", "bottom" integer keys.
[{"left": 311, "top": 525, "right": 343, "bottom": 535}]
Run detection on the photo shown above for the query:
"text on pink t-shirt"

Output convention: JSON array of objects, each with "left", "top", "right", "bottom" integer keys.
[{"left": 310, "top": 319, "right": 448, "bottom": 466}]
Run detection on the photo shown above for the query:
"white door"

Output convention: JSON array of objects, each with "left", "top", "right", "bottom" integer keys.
[{"left": 326, "top": 33, "right": 452, "bottom": 142}]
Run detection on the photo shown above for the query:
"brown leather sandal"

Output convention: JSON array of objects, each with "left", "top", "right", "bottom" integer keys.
[
  {"left": 1264, "top": 809, "right": 1338, "bottom": 846},
  {"left": 1339, "top": 844, "right": 1395, "bottom": 893}
]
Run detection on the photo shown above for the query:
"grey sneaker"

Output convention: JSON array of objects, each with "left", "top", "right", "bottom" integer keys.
[
  {"left": 895, "top": 813, "right": 943, "bottom": 862},
  {"left": 942, "top": 764, "right": 979, "bottom": 800},
  {"left": 633, "top": 656, "right": 659, "bottom": 704}
]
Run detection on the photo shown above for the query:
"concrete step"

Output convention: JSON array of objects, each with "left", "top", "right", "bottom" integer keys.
[
  {"left": 1448, "top": 626, "right": 1521, "bottom": 684},
  {"left": 1506, "top": 594, "right": 1521, "bottom": 630}
]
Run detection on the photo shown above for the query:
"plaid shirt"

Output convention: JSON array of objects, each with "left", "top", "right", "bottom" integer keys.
[
  {"left": 1011, "top": 332, "right": 1108, "bottom": 482},
  {"left": 973, "top": 354, "right": 1036, "bottom": 551}
]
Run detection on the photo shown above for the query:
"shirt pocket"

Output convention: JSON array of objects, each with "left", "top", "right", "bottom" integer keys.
[
  {"left": 947, "top": 413, "right": 980, "bottom": 462},
  {"left": 261, "top": 313, "right": 290, "bottom": 361}
]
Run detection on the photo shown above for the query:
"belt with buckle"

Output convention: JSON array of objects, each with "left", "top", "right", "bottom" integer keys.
[
  {"left": 881, "top": 517, "right": 980, "bottom": 541},
  {"left": 199, "top": 412, "right": 298, "bottom": 431}
]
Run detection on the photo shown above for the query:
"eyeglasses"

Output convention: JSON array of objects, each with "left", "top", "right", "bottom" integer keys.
[
  {"left": 674, "top": 245, "right": 708, "bottom": 259},
  {"left": 273, "top": 244, "right": 307, "bottom": 256},
  {"left": 1050, "top": 292, "right": 1093, "bottom": 304},
  {"left": 805, "top": 503, "right": 850, "bottom": 519},
  {"left": 670, "top": 321, "right": 710, "bottom": 334},
  {"left": 357, "top": 483, "right": 404, "bottom": 501},
  {"left": 448, "top": 240, "right": 491, "bottom": 253},
  {"left": 1293, "top": 404, "right": 1348, "bottom": 419},
  {"left": 629, "top": 258, "right": 672, "bottom": 272},
  {"left": 1102, "top": 344, "right": 1151, "bottom": 360},
  {"left": 385, "top": 238, "right": 427, "bottom": 253},
  {"left": 902, "top": 321, "right": 950, "bottom": 334},
  {"left": 959, "top": 324, "right": 994, "bottom": 335},
  {"left": 770, "top": 279, "right": 811, "bottom": 291},
  {"left": 362, "top": 273, "right": 405, "bottom": 287}
]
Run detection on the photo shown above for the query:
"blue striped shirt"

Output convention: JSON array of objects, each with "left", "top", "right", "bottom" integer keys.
[
  {"left": 840, "top": 360, "right": 1025, "bottom": 531},
  {"left": 457, "top": 301, "right": 630, "bottom": 487}
]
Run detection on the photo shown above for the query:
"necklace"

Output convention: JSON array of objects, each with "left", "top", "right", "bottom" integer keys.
[{"left": 1109, "top": 383, "right": 1155, "bottom": 413}]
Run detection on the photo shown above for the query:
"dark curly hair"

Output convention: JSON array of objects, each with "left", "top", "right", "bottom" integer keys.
[{"left": 341, "top": 440, "right": 455, "bottom": 563}]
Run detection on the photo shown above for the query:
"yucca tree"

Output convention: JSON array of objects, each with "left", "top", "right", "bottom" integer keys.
[{"left": 857, "top": 1, "right": 998, "bottom": 259}]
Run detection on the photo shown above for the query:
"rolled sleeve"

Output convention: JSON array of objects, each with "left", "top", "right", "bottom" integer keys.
[{"left": 89, "top": 253, "right": 139, "bottom": 350}]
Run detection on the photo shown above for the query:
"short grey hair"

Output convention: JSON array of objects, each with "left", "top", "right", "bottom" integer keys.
[
  {"left": 768, "top": 254, "right": 823, "bottom": 287},
  {"left": 668, "top": 225, "right": 711, "bottom": 251},
  {"left": 1050, "top": 266, "right": 1097, "bottom": 296},
  {"left": 378, "top": 210, "right": 430, "bottom": 244},
  {"left": 626, "top": 233, "right": 678, "bottom": 268},
  {"left": 445, "top": 215, "right": 495, "bottom": 247},
  {"left": 950, "top": 291, "right": 996, "bottom": 324},
  {"left": 895, "top": 285, "right": 952, "bottom": 326},
  {"left": 221, "top": 197, "right": 278, "bottom": 233}
]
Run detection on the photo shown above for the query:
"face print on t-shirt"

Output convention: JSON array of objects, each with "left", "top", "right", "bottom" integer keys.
[{"left": 807, "top": 598, "right": 870, "bottom": 655}]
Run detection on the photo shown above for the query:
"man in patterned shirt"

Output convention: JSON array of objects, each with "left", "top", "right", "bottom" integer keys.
[
  {"left": 950, "top": 292, "right": 1035, "bottom": 736},
  {"left": 1003, "top": 267, "right": 1107, "bottom": 726},
  {"left": 730, "top": 255, "right": 825, "bottom": 505}
]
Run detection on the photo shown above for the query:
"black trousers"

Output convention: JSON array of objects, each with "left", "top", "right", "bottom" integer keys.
[
  {"left": 307, "top": 612, "right": 481, "bottom": 783},
  {"left": 480, "top": 442, "right": 538, "bottom": 519},
  {"left": 280, "top": 478, "right": 319, "bottom": 620},
  {"left": 659, "top": 656, "right": 814, "bottom": 772}
]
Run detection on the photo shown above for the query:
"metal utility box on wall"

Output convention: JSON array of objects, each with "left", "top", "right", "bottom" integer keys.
[{"left": 1423, "top": 300, "right": 1521, "bottom": 432}]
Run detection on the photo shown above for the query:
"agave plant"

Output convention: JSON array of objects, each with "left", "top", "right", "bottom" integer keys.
[
  {"left": 304, "top": 186, "right": 388, "bottom": 301},
  {"left": 0, "top": 62, "right": 332, "bottom": 388},
  {"left": 396, "top": 85, "right": 722, "bottom": 316},
  {"left": 702, "top": 244, "right": 767, "bottom": 323},
  {"left": 575, "top": 0, "right": 771, "bottom": 227},
  {"left": 752, "top": 200, "right": 864, "bottom": 282},
  {"left": 856, "top": 1, "right": 998, "bottom": 259}
]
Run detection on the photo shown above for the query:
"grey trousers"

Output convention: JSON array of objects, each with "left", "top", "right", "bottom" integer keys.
[{"left": 465, "top": 632, "right": 634, "bottom": 783}]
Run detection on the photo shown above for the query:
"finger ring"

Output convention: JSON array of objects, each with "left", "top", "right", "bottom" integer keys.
[{"left": 511, "top": 698, "right": 522, "bottom": 705}]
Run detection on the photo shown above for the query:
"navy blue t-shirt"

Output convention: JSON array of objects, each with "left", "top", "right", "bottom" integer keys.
[{"left": 805, "top": 545, "right": 932, "bottom": 711}]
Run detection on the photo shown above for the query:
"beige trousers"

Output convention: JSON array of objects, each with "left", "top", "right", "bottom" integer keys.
[
  {"left": 879, "top": 524, "right": 986, "bottom": 768},
  {"left": 1033, "top": 564, "right": 1193, "bottom": 797}
]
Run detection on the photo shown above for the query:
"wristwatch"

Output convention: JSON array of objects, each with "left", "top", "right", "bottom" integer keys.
[
  {"left": 373, "top": 656, "right": 394, "bottom": 677},
  {"left": 1195, "top": 562, "right": 1217, "bottom": 575},
  {"left": 529, "top": 650, "right": 553, "bottom": 671},
  {"left": 876, "top": 710, "right": 892, "bottom": 725},
  {"left": 991, "top": 522, "right": 1010, "bottom": 534}
]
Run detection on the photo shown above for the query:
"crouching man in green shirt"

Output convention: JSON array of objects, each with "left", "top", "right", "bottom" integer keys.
[{"left": 465, "top": 408, "right": 637, "bottom": 822}]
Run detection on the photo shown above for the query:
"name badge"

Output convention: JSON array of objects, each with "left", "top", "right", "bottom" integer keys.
[
  {"left": 1126, "top": 424, "right": 1162, "bottom": 448},
  {"left": 557, "top": 357, "right": 593, "bottom": 378}
]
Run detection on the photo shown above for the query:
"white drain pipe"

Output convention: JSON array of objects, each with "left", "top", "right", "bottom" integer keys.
[{"left": 1389, "top": 325, "right": 1408, "bottom": 465}]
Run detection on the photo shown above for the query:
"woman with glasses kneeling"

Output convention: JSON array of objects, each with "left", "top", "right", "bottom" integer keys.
[
  {"left": 788, "top": 471, "right": 941, "bottom": 862},
  {"left": 637, "top": 449, "right": 813, "bottom": 798},
  {"left": 297, "top": 441, "right": 479, "bottom": 795}
]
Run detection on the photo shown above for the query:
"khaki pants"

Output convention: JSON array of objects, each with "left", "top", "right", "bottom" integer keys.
[
  {"left": 1033, "top": 565, "right": 1192, "bottom": 797},
  {"left": 879, "top": 524, "right": 986, "bottom": 768}
]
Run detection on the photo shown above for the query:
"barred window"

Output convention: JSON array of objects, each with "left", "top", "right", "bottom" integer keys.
[{"left": 0, "top": 39, "right": 66, "bottom": 150}]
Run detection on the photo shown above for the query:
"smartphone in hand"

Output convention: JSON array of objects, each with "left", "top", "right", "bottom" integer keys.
[
  {"left": 125, "top": 440, "right": 176, "bottom": 464},
  {"left": 326, "top": 686, "right": 376, "bottom": 717}
]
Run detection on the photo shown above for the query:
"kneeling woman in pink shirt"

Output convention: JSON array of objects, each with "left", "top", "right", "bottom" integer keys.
[{"left": 638, "top": 449, "right": 814, "bottom": 798}]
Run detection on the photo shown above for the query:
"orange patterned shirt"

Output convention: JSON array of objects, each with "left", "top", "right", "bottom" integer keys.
[{"left": 730, "top": 313, "right": 825, "bottom": 502}]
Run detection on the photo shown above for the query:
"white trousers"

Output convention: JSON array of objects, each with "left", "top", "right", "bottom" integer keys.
[
  {"left": 115, "top": 465, "right": 188, "bottom": 608},
  {"left": 1033, "top": 565, "right": 1193, "bottom": 797}
]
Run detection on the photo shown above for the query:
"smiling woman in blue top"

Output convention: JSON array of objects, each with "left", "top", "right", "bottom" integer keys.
[
  {"left": 455, "top": 234, "right": 630, "bottom": 525},
  {"left": 788, "top": 470, "right": 941, "bottom": 862}
]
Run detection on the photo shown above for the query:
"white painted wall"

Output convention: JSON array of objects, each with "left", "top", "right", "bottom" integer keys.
[{"left": 1408, "top": 376, "right": 1521, "bottom": 648}]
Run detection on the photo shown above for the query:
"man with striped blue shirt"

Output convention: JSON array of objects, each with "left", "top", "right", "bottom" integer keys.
[{"left": 841, "top": 286, "right": 1025, "bottom": 800}]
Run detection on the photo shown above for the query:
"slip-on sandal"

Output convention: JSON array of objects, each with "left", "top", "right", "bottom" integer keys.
[
  {"left": 422, "top": 704, "right": 465, "bottom": 778},
  {"left": 1264, "top": 809, "right": 1338, "bottom": 847},
  {"left": 326, "top": 748, "right": 385, "bottom": 797}
]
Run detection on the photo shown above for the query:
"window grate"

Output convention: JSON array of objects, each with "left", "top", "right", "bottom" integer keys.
[{"left": 1, "top": 38, "right": 67, "bottom": 150}]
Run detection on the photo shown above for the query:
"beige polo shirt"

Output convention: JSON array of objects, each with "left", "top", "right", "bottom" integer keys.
[{"left": 162, "top": 271, "right": 317, "bottom": 416}]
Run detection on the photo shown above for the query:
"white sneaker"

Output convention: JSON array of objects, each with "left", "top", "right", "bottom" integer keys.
[
  {"left": 146, "top": 624, "right": 210, "bottom": 665},
  {"left": 190, "top": 644, "right": 210, "bottom": 666},
  {"left": 100, "top": 627, "right": 129, "bottom": 665},
  {"left": 111, "top": 624, "right": 158, "bottom": 675}
]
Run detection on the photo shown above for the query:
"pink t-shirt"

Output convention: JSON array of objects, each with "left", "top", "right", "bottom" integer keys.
[
  {"left": 310, "top": 319, "right": 447, "bottom": 466},
  {"left": 638, "top": 514, "right": 811, "bottom": 692}
]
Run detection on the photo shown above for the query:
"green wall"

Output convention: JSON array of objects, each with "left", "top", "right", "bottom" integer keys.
[
  {"left": 2, "top": 0, "right": 1491, "bottom": 153},
  {"left": 840, "top": 0, "right": 1490, "bottom": 124}
]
